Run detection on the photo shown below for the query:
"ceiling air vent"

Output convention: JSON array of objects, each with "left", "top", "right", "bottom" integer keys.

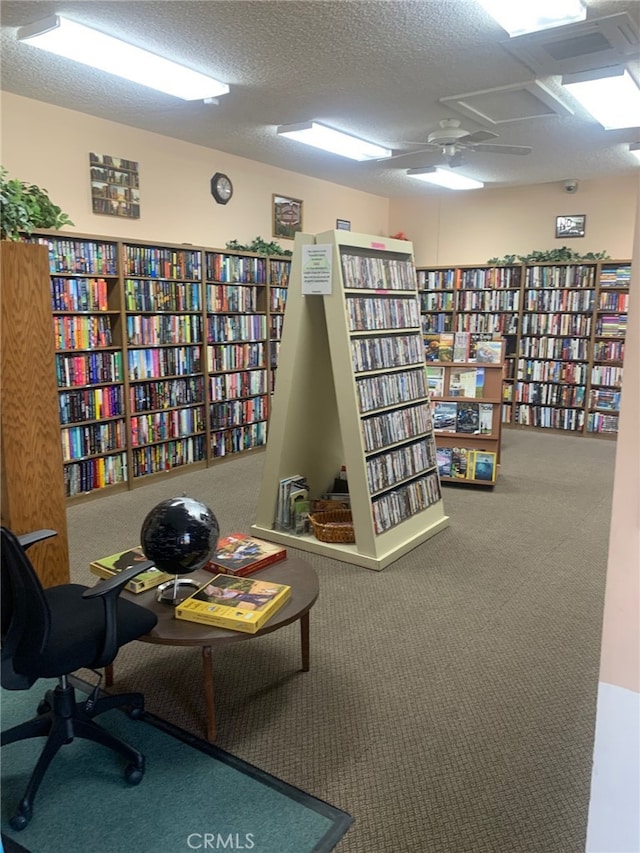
[{"left": 502, "top": 12, "right": 640, "bottom": 76}]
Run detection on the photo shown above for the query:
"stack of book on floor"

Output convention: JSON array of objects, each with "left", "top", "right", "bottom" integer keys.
[
  {"left": 175, "top": 574, "right": 291, "bottom": 633},
  {"left": 90, "top": 546, "right": 174, "bottom": 593}
]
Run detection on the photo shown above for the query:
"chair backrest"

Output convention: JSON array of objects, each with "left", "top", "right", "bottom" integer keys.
[{"left": 1, "top": 527, "right": 52, "bottom": 690}]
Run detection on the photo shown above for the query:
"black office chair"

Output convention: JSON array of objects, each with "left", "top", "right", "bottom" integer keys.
[{"left": 1, "top": 527, "right": 159, "bottom": 831}]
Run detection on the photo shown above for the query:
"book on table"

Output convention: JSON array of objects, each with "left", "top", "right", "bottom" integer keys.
[
  {"left": 90, "top": 546, "right": 173, "bottom": 593},
  {"left": 175, "top": 574, "right": 292, "bottom": 633},
  {"left": 204, "top": 533, "right": 287, "bottom": 577}
]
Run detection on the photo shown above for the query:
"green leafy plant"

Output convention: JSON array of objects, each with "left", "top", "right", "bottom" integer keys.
[
  {"left": 1, "top": 166, "right": 74, "bottom": 241},
  {"left": 488, "top": 247, "right": 609, "bottom": 264},
  {"left": 226, "top": 236, "right": 292, "bottom": 256}
]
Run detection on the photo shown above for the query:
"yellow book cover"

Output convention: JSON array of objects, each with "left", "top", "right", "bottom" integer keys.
[
  {"left": 90, "top": 545, "right": 174, "bottom": 593},
  {"left": 175, "top": 574, "right": 291, "bottom": 634}
]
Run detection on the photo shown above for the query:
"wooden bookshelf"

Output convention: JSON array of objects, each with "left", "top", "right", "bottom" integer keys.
[
  {"left": 418, "top": 259, "right": 631, "bottom": 439},
  {"left": 426, "top": 346, "right": 504, "bottom": 486},
  {"left": 0, "top": 242, "right": 70, "bottom": 585},
  {"left": 25, "top": 230, "right": 290, "bottom": 501},
  {"left": 268, "top": 255, "right": 291, "bottom": 396},
  {"left": 252, "top": 230, "right": 449, "bottom": 571}
]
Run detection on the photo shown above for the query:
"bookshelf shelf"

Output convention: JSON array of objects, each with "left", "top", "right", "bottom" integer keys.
[{"left": 252, "top": 230, "right": 448, "bottom": 571}]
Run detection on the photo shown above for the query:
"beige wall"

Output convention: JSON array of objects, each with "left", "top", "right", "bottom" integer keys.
[
  {"left": 390, "top": 176, "right": 639, "bottom": 266},
  {"left": 0, "top": 92, "right": 389, "bottom": 248}
]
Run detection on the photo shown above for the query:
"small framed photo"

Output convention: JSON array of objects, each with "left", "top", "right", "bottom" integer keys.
[
  {"left": 273, "top": 194, "right": 303, "bottom": 239},
  {"left": 336, "top": 219, "right": 351, "bottom": 231},
  {"left": 556, "top": 214, "right": 586, "bottom": 239}
]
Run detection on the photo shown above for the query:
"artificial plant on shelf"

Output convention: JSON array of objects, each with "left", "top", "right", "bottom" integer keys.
[
  {"left": 488, "top": 247, "right": 609, "bottom": 264},
  {"left": 226, "top": 237, "right": 292, "bottom": 256},
  {"left": 0, "top": 166, "right": 74, "bottom": 241}
]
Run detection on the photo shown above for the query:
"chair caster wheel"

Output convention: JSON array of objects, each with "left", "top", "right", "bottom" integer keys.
[
  {"left": 128, "top": 706, "right": 144, "bottom": 720},
  {"left": 125, "top": 764, "right": 144, "bottom": 786},
  {"left": 10, "top": 811, "right": 30, "bottom": 831}
]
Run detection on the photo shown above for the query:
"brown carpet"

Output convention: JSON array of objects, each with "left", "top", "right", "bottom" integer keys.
[{"left": 67, "top": 427, "right": 616, "bottom": 853}]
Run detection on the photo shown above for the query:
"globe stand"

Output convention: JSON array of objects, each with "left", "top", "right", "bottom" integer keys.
[{"left": 155, "top": 576, "right": 201, "bottom": 606}]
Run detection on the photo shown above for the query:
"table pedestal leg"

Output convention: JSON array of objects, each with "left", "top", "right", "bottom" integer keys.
[
  {"left": 202, "top": 645, "right": 217, "bottom": 743},
  {"left": 300, "top": 612, "right": 310, "bottom": 672}
]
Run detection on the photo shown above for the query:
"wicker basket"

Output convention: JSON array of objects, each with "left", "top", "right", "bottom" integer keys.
[{"left": 308, "top": 509, "right": 355, "bottom": 543}]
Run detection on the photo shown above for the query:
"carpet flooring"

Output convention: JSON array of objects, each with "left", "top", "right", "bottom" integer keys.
[
  {"left": 56, "top": 428, "right": 617, "bottom": 852},
  {"left": 1, "top": 678, "right": 353, "bottom": 853}
]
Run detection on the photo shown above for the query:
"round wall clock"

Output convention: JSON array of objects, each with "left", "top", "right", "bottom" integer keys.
[{"left": 210, "top": 172, "right": 233, "bottom": 205}]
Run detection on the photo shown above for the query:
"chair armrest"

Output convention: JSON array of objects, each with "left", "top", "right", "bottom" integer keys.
[
  {"left": 18, "top": 529, "right": 58, "bottom": 550},
  {"left": 81, "top": 560, "right": 159, "bottom": 668},
  {"left": 82, "top": 561, "right": 157, "bottom": 599}
]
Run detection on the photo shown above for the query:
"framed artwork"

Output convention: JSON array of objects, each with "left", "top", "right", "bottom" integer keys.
[
  {"left": 273, "top": 194, "right": 303, "bottom": 239},
  {"left": 555, "top": 214, "right": 586, "bottom": 239},
  {"left": 336, "top": 219, "right": 351, "bottom": 231},
  {"left": 90, "top": 153, "right": 140, "bottom": 219}
]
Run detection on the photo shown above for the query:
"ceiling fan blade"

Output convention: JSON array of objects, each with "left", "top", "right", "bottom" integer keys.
[
  {"left": 464, "top": 130, "right": 499, "bottom": 143},
  {"left": 376, "top": 146, "right": 433, "bottom": 163},
  {"left": 471, "top": 143, "right": 532, "bottom": 155}
]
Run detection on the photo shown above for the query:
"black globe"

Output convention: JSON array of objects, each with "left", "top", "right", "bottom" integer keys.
[{"left": 140, "top": 496, "right": 219, "bottom": 575}]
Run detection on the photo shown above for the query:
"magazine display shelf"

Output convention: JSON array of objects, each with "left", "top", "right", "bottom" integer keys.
[{"left": 252, "top": 230, "right": 449, "bottom": 571}]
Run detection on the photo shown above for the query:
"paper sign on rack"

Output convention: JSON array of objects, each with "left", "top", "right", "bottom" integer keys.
[{"left": 302, "top": 244, "right": 333, "bottom": 294}]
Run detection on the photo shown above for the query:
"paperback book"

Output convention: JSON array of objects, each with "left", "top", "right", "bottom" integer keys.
[
  {"left": 437, "top": 332, "right": 454, "bottom": 362},
  {"left": 470, "top": 450, "right": 497, "bottom": 482},
  {"left": 478, "top": 403, "right": 494, "bottom": 435},
  {"left": 433, "top": 400, "right": 457, "bottom": 432},
  {"left": 474, "top": 340, "right": 504, "bottom": 364},
  {"left": 451, "top": 447, "right": 469, "bottom": 479},
  {"left": 175, "top": 574, "right": 291, "bottom": 633},
  {"left": 456, "top": 401, "right": 480, "bottom": 434},
  {"left": 204, "top": 533, "right": 287, "bottom": 577},
  {"left": 436, "top": 446, "right": 453, "bottom": 478},
  {"left": 90, "top": 546, "right": 173, "bottom": 593}
]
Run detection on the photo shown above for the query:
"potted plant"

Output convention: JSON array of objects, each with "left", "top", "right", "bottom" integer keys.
[{"left": 1, "top": 166, "right": 74, "bottom": 241}]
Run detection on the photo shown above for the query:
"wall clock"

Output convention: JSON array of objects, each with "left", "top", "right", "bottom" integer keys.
[{"left": 211, "top": 172, "right": 233, "bottom": 205}]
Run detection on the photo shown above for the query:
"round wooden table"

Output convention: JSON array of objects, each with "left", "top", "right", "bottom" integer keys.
[{"left": 107, "top": 558, "right": 319, "bottom": 742}]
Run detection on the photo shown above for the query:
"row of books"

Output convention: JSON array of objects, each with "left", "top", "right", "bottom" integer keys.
[
  {"left": 206, "top": 254, "right": 267, "bottom": 284},
  {"left": 130, "top": 377, "right": 204, "bottom": 413},
  {"left": 126, "top": 314, "right": 202, "bottom": 346},
  {"left": 51, "top": 277, "right": 111, "bottom": 312},
  {"left": 90, "top": 535, "right": 290, "bottom": 633},
  {"left": 433, "top": 401, "right": 493, "bottom": 435},
  {"left": 207, "top": 314, "right": 267, "bottom": 343},
  {"left": 56, "top": 351, "right": 123, "bottom": 388},
  {"left": 210, "top": 421, "right": 267, "bottom": 457},
  {"left": 128, "top": 346, "right": 202, "bottom": 380},
  {"left": 347, "top": 296, "right": 421, "bottom": 332},
  {"left": 65, "top": 453, "right": 128, "bottom": 497},
  {"left": 426, "top": 366, "right": 485, "bottom": 399},
  {"left": 436, "top": 447, "right": 497, "bottom": 482},
  {"left": 32, "top": 236, "right": 119, "bottom": 275},
  {"left": 208, "top": 342, "right": 266, "bottom": 372},
  {"left": 54, "top": 315, "right": 114, "bottom": 351},
  {"left": 208, "top": 283, "right": 260, "bottom": 313},
  {"left": 350, "top": 333, "right": 423, "bottom": 373},
  {"left": 356, "top": 368, "right": 427, "bottom": 413},
  {"left": 59, "top": 386, "right": 125, "bottom": 425},
  {"left": 340, "top": 254, "right": 416, "bottom": 291},
  {"left": 124, "top": 279, "right": 201, "bottom": 312},
  {"left": 425, "top": 332, "right": 503, "bottom": 364},
  {"left": 123, "top": 247, "right": 202, "bottom": 280},
  {"left": 61, "top": 420, "right": 127, "bottom": 461}
]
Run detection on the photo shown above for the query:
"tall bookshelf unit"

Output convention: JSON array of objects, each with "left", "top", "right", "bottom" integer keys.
[
  {"left": 205, "top": 250, "right": 269, "bottom": 457},
  {"left": 587, "top": 261, "right": 630, "bottom": 435},
  {"left": 268, "top": 255, "right": 291, "bottom": 394},
  {"left": 43, "top": 234, "right": 128, "bottom": 498},
  {"left": 252, "top": 231, "right": 449, "bottom": 571},
  {"left": 418, "top": 258, "right": 631, "bottom": 439},
  {"left": 123, "top": 241, "right": 207, "bottom": 480},
  {"left": 515, "top": 263, "right": 596, "bottom": 432},
  {"left": 1, "top": 242, "right": 70, "bottom": 584}
]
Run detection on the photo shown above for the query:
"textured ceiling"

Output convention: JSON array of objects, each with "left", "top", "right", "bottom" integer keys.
[{"left": 1, "top": 0, "right": 639, "bottom": 198}]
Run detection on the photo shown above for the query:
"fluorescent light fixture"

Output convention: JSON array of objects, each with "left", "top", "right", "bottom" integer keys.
[
  {"left": 476, "top": 0, "right": 586, "bottom": 36},
  {"left": 407, "top": 168, "right": 484, "bottom": 190},
  {"left": 561, "top": 66, "right": 640, "bottom": 129},
  {"left": 16, "top": 15, "right": 229, "bottom": 100},
  {"left": 630, "top": 143, "right": 640, "bottom": 164},
  {"left": 276, "top": 121, "right": 392, "bottom": 161}
]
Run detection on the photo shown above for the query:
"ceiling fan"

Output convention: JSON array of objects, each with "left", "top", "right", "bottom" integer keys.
[{"left": 378, "top": 118, "right": 533, "bottom": 166}]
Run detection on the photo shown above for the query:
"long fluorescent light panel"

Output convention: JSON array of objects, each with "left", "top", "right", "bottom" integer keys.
[
  {"left": 277, "top": 122, "right": 392, "bottom": 161},
  {"left": 16, "top": 15, "right": 229, "bottom": 100},
  {"left": 476, "top": 0, "right": 586, "bottom": 36},
  {"left": 407, "top": 168, "right": 484, "bottom": 190},
  {"left": 562, "top": 67, "right": 640, "bottom": 130}
]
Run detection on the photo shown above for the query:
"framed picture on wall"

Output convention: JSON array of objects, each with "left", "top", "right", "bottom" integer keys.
[
  {"left": 89, "top": 153, "right": 140, "bottom": 219},
  {"left": 273, "top": 195, "right": 303, "bottom": 239},
  {"left": 336, "top": 219, "right": 351, "bottom": 231},
  {"left": 555, "top": 214, "right": 586, "bottom": 238}
]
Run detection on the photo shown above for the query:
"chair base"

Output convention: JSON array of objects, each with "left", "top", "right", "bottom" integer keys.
[{"left": 1, "top": 679, "right": 145, "bottom": 830}]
